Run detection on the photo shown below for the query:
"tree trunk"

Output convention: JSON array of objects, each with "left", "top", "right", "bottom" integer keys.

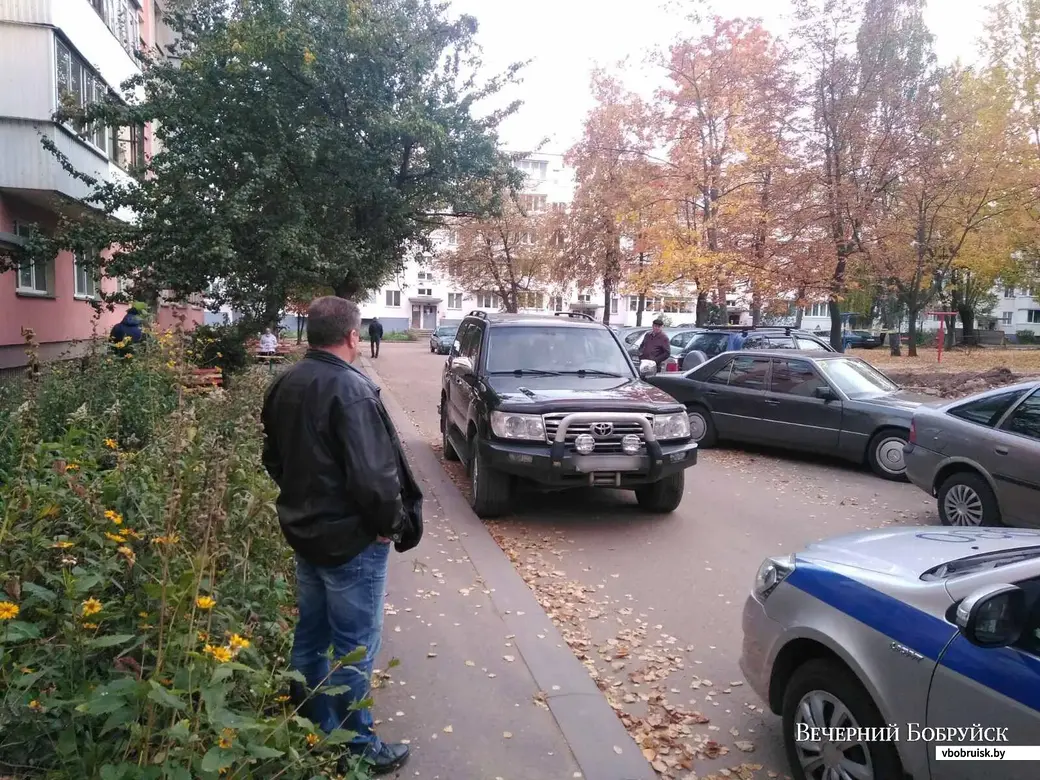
[
  {"left": 906, "top": 310, "right": 919, "bottom": 358},
  {"left": 296, "top": 315, "right": 304, "bottom": 344},
  {"left": 828, "top": 299, "right": 843, "bottom": 352},
  {"left": 602, "top": 278, "right": 613, "bottom": 325},
  {"left": 751, "top": 288, "right": 762, "bottom": 326},
  {"left": 959, "top": 304, "right": 976, "bottom": 346},
  {"left": 888, "top": 331, "right": 901, "bottom": 357},
  {"left": 794, "top": 307, "right": 804, "bottom": 329},
  {"left": 636, "top": 292, "right": 645, "bottom": 327},
  {"left": 695, "top": 291, "right": 708, "bottom": 326},
  {"left": 944, "top": 314, "right": 956, "bottom": 351}
]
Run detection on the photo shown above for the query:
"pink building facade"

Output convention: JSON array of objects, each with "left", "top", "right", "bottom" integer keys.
[{"left": 0, "top": 0, "right": 202, "bottom": 370}]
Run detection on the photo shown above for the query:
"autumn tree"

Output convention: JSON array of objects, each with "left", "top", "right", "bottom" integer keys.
[
  {"left": 5, "top": 0, "right": 522, "bottom": 326},
  {"left": 437, "top": 193, "right": 560, "bottom": 312}
]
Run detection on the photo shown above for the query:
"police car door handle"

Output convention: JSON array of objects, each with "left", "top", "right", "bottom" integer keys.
[{"left": 995, "top": 446, "right": 1009, "bottom": 456}]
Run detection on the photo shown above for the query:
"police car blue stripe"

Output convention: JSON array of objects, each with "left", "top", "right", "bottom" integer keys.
[{"left": 786, "top": 561, "right": 1040, "bottom": 714}]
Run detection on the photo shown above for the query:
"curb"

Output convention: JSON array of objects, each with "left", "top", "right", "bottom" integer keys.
[{"left": 361, "top": 355, "right": 655, "bottom": 780}]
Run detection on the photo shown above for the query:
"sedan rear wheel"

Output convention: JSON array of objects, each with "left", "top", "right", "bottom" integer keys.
[
  {"left": 686, "top": 405, "right": 717, "bottom": 448},
  {"left": 866, "top": 429, "right": 909, "bottom": 481},
  {"left": 938, "top": 472, "right": 1001, "bottom": 527},
  {"left": 782, "top": 659, "right": 903, "bottom": 780}
]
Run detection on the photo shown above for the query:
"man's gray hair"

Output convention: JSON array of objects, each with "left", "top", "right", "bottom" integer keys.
[{"left": 307, "top": 296, "right": 361, "bottom": 347}]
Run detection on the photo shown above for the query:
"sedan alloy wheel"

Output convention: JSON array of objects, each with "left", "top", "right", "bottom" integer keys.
[
  {"left": 792, "top": 690, "right": 875, "bottom": 780},
  {"left": 942, "top": 483, "right": 985, "bottom": 526}
]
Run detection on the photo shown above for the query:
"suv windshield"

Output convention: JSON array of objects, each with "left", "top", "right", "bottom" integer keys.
[
  {"left": 486, "top": 326, "right": 634, "bottom": 376},
  {"left": 817, "top": 358, "right": 898, "bottom": 398}
]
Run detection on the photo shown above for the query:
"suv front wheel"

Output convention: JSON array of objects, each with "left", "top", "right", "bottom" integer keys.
[
  {"left": 469, "top": 439, "right": 513, "bottom": 518},
  {"left": 635, "top": 472, "right": 685, "bottom": 513}
]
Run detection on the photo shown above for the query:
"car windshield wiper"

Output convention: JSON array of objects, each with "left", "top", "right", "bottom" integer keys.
[
  {"left": 556, "top": 369, "right": 627, "bottom": 377},
  {"left": 488, "top": 369, "right": 562, "bottom": 376}
]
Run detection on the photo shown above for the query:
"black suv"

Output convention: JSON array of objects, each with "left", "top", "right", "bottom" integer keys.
[{"left": 439, "top": 311, "right": 699, "bottom": 518}]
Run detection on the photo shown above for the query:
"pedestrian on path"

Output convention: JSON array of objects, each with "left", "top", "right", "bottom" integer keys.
[
  {"left": 261, "top": 296, "right": 423, "bottom": 775},
  {"left": 368, "top": 317, "right": 384, "bottom": 358},
  {"left": 639, "top": 318, "right": 671, "bottom": 370},
  {"left": 259, "top": 327, "right": 278, "bottom": 355},
  {"left": 109, "top": 305, "right": 145, "bottom": 356}
]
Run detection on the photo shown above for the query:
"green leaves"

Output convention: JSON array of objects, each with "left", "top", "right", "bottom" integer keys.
[
  {"left": 87, "top": 634, "right": 137, "bottom": 649},
  {"left": 147, "top": 681, "right": 187, "bottom": 711}
]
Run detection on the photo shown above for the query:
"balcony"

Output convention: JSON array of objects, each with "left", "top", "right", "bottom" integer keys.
[{"left": 86, "top": 0, "right": 142, "bottom": 60}]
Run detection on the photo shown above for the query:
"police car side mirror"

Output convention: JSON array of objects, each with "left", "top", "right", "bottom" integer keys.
[
  {"left": 955, "top": 584, "right": 1026, "bottom": 648},
  {"left": 639, "top": 359, "right": 658, "bottom": 378}
]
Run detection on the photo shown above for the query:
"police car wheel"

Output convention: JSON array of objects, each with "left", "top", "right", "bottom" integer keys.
[{"left": 781, "top": 659, "right": 903, "bottom": 780}]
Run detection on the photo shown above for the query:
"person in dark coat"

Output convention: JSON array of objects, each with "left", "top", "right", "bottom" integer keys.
[
  {"left": 109, "top": 306, "right": 145, "bottom": 356},
  {"left": 367, "top": 317, "right": 384, "bottom": 358},
  {"left": 261, "top": 296, "right": 421, "bottom": 775},
  {"left": 639, "top": 318, "right": 671, "bottom": 369}
]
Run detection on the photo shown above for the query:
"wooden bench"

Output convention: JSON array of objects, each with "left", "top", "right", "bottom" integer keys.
[{"left": 184, "top": 367, "right": 224, "bottom": 391}]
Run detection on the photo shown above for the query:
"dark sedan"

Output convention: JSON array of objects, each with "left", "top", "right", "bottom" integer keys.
[
  {"left": 430, "top": 324, "right": 459, "bottom": 354},
  {"left": 648, "top": 350, "right": 936, "bottom": 480}
]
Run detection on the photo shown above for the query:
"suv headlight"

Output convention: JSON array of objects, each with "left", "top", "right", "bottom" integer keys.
[
  {"left": 490, "top": 411, "right": 545, "bottom": 441},
  {"left": 753, "top": 555, "right": 796, "bottom": 602},
  {"left": 653, "top": 412, "right": 690, "bottom": 440}
]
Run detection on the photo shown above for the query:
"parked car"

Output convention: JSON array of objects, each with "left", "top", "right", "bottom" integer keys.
[
  {"left": 905, "top": 381, "right": 1040, "bottom": 527},
  {"left": 429, "top": 323, "right": 459, "bottom": 354},
  {"left": 741, "top": 525, "right": 1040, "bottom": 780},
  {"left": 673, "top": 327, "right": 835, "bottom": 370},
  {"left": 439, "top": 311, "right": 699, "bottom": 517},
  {"left": 846, "top": 329, "right": 885, "bottom": 349},
  {"left": 648, "top": 350, "right": 934, "bottom": 480}
]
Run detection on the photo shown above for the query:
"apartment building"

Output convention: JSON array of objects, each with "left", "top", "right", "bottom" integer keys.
[
  {"left": 357, "top": 152, "right": 704, "bottom": 330},
  {"left": 0, "top": 0, "right": 201, "bottom": 369}
]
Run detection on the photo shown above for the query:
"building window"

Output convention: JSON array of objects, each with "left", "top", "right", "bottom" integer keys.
[
  {"left": 517, "top": 291, "right": 545, "bottom": 309},
  {"left": 1001, "top": 311, "right": 1014, "bottom": 325},
  {"left": 1023, "top": 287, "right": 1036, "bottom": 298},
  {"left": 805, "top": 302, "right": 829, "bottom": 318},
  {"left": 14, "top": 223, "right": 51, "bottom": 295},
  {"left": 1005, "top": 287, "right": 1016, "bottom": 298},
  {"left": 551, "top": 202, "right": 566, "bottom": 214},
  {"left": 385, "top": 289, "right": 401, "bottom": 307},
  {"left": 577, "top": 293, "right": 591, "bottom": 303},
  {"left": 551, "top": 295, "right": 564, "bottom": 312},
  {"left": 1028, "top": 310, "right": 1040, "bottom": 324},
  {"left": 517, "top": 159, "right": 548, "bottom": 179},
  {"left": 74, "top": 250, "right": 99, "bottom": 299},
  {"left": 110, "top": 124, "right": 145, "bottom": 170},
  {"left": 476, "top": 292, "right": 496, "bottom": 308},
  {"left": 89, "top": 0, "right": 141, "bottom": 57},
  {"left": 447, "top": 292, "right": 463, "bottom": 309},
  {"left": 55, "top": 38, "right": 110, "bottom": 152},
  {"left": 417, "top": 287, "right": 433, "bottom": 297},
  {"left": 663, "top": 298, "right": 689, "bottom": 313},
  {"left": 519, "top": 194, "right": 547, "bottom": 213},
  {"left": 417, "top": 270, "right": 433, "bottom": 282},
  {"left": 611, "top": 297, "right": 619, "bottom": 314},
  {"left": 445, "top": 228, "right": 458, "bottom": 246}
]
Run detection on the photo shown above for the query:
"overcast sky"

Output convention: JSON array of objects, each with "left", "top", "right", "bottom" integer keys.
[{"left": 449, "top": 0, "right": 990, "bottom": 154}]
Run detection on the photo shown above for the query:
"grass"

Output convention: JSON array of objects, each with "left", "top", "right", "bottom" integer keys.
[{"left": 852, "top": 346, "right": 1040, "bottom": 376}]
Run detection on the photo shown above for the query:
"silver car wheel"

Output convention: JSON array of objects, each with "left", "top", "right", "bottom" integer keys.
[
  {"left": 688, "top": 411, "right": 707, "bottom": 442},
  {"left": 943, "top": 484, "right": 985, "bottom": 526},
  {"left": 873, "top": 437, "right": 906, "bottom": 475},
  {"left": 794, "top": 690, "right": 875, "bottom": 780}
]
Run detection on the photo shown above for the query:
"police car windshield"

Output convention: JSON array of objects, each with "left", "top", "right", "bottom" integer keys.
[
  {"left": 817, "top": 358, "right": 898, "bottom": 398},
  {"left": 486, "top": 326, "right": 634, "bottom": 377}
]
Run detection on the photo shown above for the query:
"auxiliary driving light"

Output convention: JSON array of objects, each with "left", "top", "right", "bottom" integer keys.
[
  {"left": 620, "top": 434, "right": 641, "bottom": 455},
  {"left": 574, "top": 434, "right": 596, "bottom": 454}
]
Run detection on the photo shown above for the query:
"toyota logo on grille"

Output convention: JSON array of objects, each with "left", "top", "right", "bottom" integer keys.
[{"left": 591, "top": 422, "right": 614, "bottom": 437}]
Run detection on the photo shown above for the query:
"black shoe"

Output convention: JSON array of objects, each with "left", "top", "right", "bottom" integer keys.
[{"left": 352, "top": 742, "right": 409, "bottom": 776}]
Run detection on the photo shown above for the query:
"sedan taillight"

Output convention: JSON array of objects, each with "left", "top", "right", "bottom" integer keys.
[
  {"left": 908, "top": 419, "right": 917, "bottom": 445},
  {"left": 666, "top": 359, "right": 679, "bottom": 372}
]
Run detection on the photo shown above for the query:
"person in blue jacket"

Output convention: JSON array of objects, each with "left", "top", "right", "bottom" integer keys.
[{"left": 109, "top": 306, "right": 145, "bottom": 356}]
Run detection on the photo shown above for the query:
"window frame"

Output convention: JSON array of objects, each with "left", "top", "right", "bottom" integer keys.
[
  {"left": 73, "top": 249, "right": 100, "bottom": 300},
  {"left": 948, "top": 388, "right": 1032, "bottom": 429},
  {"left": 447, "top": 292, "right": 462, "bottom": 310},
  {"left": 385, "top": 289, "right": 401, "bottom": 307},
  {"left": 769, "top": 358, "right": 830, "bottom": 398},
  {"left": 996, "top": 389, "right": 1040, "bottom": 442},
  {"left": 1027, "top": 310, "right": 1040, "bottom": 324},
  {"left": 727, "top": 356, "right": 771, "bottom": 391}
]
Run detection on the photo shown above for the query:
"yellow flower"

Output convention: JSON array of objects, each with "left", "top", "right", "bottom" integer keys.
[
  {"left": 303, "top": 49, "right": 316, "bottom": 66},
  {"left": 229, "top": 633, "right": 251, "bottom": 651},
  {"left": 81, "top": 622, "right": 99, "bottom": 630},
  {"left": 105, "top": 532, "right": 126, "bottom": 543},
  {"left": 196, "top": 596, "right": 216, "bottom": 610},
  {"left": 0, "top": 602, "right": 20, "bottom": 620},
  {"left": 203, "top": 644, "right": 233, "bottom": 663},
  {"left": 139, "top": 612, "right": 149, "bottom": 619},
  {"left": 218, "top": 728, "right": 236, "bottom": 749},
  {"left": 52, "top": 541, "right": 74, "bottom": 549},
  {"left": 274, "top": 694, "right": 290, "bottom": 703},
  {"left": 28, "top": 700, "right": 43, "bottom": 712},
  {"left": 66, "top": 463, "right": 80, "bottom": 471},
  {"left": 105, "top": 510, "right": 123, "bottom": 525},
  {"left": 151, "top": 534, "right": 180, "bottom": 545},
  {"left": 197, "top": 630, "right": 209, "bottom": 642},
  {"left": 166, "top": 360, "right": 176, "bottom": 369},
  {"left": 81, "top": 598, "right": 103, "bottom": 617},
  {"left": 103, "top": 438, "right": 118, "bottom": 450},
  {"left": 306, "top": 733, "right": 320, "bottom": 747},
  {"left": 20, "top": 667, "right": 33, "bottom": 674},
  {"left": 117, "top": 546, "right": 136, "bottom": 564},
  {"left": 125, "top": 529, "right": 143, "bottom": 540}
]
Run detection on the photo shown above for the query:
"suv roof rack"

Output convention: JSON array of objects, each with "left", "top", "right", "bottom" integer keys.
[
  {"left": 700, "top": 324, "right": 797, "bottom": 335},
  {"left": 553, "top": 311, "right": 595, "bottom": 322},
  {"left": 466, "top": 310, "right": 489, "bottom": 320}
]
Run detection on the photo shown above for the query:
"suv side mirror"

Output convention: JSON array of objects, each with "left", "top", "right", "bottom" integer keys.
[
  {"left": 955, "top": 584, "right": 1026, "bottom": 648},
  {"left": 639, "top": 359, "right": 658, "bottom": 378},
  {"left": 813, "top": 385, "right": 837, "bottom": 401}
]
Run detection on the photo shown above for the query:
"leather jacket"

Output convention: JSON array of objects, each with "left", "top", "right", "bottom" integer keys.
[
  {"left": 639, "top": 329, "right": 671, "bottom": 366},
  {"left": 261, "top": 349, "right": 423, "bottom": 566}
]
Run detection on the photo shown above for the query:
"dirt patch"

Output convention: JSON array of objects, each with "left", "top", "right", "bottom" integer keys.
[{"left": 884, "top": 366, "right": 1036, "bottom": 398}]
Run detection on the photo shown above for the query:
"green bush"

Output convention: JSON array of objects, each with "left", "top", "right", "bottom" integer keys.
[
  {"left": 188, "top": 324, "right": 252, "bottom": 378},
  {"left": 1016, "top": 330, "right": 1037, "bottom": 344},
  {"left": 0, "top": 335, "right": 374, "bottom": 779}
]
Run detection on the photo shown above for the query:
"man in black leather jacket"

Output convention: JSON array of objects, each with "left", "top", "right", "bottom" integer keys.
[{"left": 262, "top": 296, "right": 421, "bottom": 775}]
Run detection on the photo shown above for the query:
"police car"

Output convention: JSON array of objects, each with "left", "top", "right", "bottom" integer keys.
[{"left": 740, "top": 526, "right": 1040, "bottom": 780}]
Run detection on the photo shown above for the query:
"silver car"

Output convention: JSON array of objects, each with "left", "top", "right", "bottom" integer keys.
[
  {"left": 905, "top": 382, "right": 1040, "bottom": 527},
  {"left": 741, "top": 526, "right": 1040, "bottom": 780}
]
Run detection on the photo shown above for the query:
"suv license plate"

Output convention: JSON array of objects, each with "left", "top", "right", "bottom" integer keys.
[{"left": 573, "top": 455, "right": 644, "bottom": 473}]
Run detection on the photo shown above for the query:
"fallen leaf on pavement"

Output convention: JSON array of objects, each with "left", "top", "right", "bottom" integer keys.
[
  {"left": 503, "top": 655, "right": 515, "bottom": 662},
  {"left": 465, "top": 660, "right": 475, "bottom": 666},
  {"left": 503, "top": 731, "right": 513, "bottom": 739},
  {"left": 443, "top": 725, "right": 453, "bottom": 734},
  {"left": 613, "top": 745, "right": 623, "bottom": 755}
]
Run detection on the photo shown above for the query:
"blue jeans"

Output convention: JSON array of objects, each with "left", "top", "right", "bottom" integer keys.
[{"left": 291, "top": 542, "right": 390, "bottom": 748}]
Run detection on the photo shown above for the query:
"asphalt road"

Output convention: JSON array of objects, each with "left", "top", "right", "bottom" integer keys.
[{"left": 367, "top": 341, "right": 939, "bottom": 780}]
